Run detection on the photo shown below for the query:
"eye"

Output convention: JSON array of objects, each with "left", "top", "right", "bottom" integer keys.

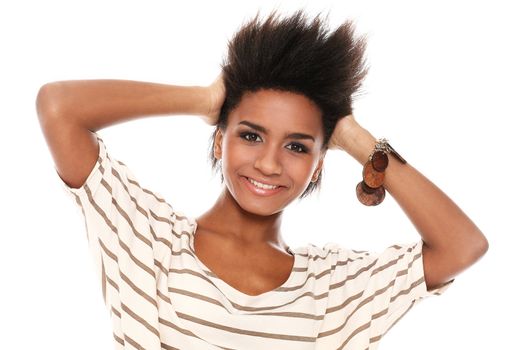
[
  {"left": 239, "top": 131, "right": 309, "bottom": 154},
  {"left": 286, "top": 143, "right": 309, "bottom": 154},
  {"left": 239, "top": 131, "right": 261, "bottom": 143}
]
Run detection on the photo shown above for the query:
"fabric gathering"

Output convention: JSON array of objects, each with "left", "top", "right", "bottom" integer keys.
[{"left": 57, "top": 131, "right": 454, "bottom": 350}]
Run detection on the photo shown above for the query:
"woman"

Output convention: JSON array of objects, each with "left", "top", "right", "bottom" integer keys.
[{"left": 36, "top": 10, "right": 488, "bottom": 350}]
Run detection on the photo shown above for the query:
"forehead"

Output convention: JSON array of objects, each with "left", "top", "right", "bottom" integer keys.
[{"left": 228, "top": 89, "right": 323, "bottom": 137}]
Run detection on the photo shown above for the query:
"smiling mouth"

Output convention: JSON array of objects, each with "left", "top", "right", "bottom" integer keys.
[
  {"left": 241, "top": 176, "right": 286, "bottom": 196},
  {"left": 245, "top": 176, "right": 282, "bottom": 189}
]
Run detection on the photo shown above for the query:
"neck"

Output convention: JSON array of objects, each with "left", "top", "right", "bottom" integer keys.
[{"left": 196, "top": 186, "right": 286, "bottom": 249}]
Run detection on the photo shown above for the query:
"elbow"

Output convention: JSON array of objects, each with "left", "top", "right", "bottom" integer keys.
[
  {"left": 479, "top": 234, "right": 489, "bottom": 257},
  {"left": 475, "top": 227, "right": 489, "bottom": 256},
  {"left": 36, "top": 82, "right": 64, "bottom": 121},
  {"left": 467, "top": 230, "right": 489, "bottom": 264}
]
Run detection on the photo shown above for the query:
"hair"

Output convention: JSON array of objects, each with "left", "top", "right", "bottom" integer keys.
[{"left": 208, "top": 9, "right": 369, "bottom": 199}]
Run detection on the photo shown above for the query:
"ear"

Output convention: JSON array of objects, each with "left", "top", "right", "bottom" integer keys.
[
  {"left": 312, "top": 155, "right": 325, "bottom": 183},
  {"left": 213, "top": 128, "right": 224, "bottom": 160}
]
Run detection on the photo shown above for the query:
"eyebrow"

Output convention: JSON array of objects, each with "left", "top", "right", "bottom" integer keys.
[{"left": 238, "top": 120, "right": 316, "bottom": 142}]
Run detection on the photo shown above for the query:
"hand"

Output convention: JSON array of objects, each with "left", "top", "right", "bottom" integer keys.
[
  {"left": 328, "top": 114, "right": 359, "bottom": 150},
  {"left": 202, "top": 73, "right": 226, "bottom": 125}
]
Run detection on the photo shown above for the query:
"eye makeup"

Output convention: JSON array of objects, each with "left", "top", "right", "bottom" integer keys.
[{"left": 237, "top": 130, "right": 310, "bottom": 154}]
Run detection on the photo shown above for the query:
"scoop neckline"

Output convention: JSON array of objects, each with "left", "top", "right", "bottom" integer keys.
[{"left": 188, "top": 216, "right": 298, "bottom": 302}]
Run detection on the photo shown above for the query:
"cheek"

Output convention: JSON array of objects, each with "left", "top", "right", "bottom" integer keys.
[
  {"left": 288, "top": 161, "right": 316, "bottom": 183},
  {"left": 223, "top": 139, "right": 252, "bottom": 165},
  {"left": 221, "top": 138, "right": 254, "bottom": 179}
]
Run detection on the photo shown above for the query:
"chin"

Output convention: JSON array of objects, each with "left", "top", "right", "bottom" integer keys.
[
  {"left": 226, "top": 177, "right": 291, "bottom": 217},
  {"left": 231, "top": 187, "right": 285, "bottom": 216},
  {"left": 239, "top": 200, "right": 285, "bottom": 217}
]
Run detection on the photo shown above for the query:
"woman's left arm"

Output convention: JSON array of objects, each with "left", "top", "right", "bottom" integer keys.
[{"left": 329, "top": 115, "right": 489, "bottom": 291}]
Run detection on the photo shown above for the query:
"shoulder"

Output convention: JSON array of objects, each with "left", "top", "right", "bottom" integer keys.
[{"left": 291, "top": 242, "right": 374, "bottom": 275}]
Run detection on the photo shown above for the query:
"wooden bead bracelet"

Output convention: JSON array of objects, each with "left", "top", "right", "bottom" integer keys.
[{"left": 356, "top": 138, "right": 407, "bottom": 206}]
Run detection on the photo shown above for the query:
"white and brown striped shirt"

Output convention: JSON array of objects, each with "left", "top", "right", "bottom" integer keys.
[{"left": 57, "top": 132, "right": 453, "bottom": 350}]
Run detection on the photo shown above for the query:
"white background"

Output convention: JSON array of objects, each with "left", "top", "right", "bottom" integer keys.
[{"left": 1, "top": 0, "right": 523, "bottom": 349}]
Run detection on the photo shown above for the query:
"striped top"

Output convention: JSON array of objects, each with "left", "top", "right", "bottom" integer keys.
[{"left": 57, "top": 132, "right": 453, "bottom": 350}]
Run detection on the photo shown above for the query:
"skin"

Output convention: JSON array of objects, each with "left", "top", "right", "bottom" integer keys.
[
  {"left": 329, "top": 116, "right": 488, "bottom": 291},
  {"left": 195, "top": 85, "right": 489, "bottom": 296},
  {"left": 194, "top": 89, "right": 326, "bottom": 295},
  {"left": 37, "top": 73, "right": 489, "bottom": 297}
]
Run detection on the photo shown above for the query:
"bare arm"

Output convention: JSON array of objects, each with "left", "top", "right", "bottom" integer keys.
[
  {"left": 36, "top": 77, "right": 224, "bottom": 189},
  {"left": 330, "top": 115, "right": 489, "bottom": 291},
  {"left": 36, "top": 79, "right": 213, "bottom": 131}
]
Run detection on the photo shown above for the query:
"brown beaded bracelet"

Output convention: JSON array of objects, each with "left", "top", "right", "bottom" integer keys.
[{"left": 356, "top": 138, "right": 407, "bottom": 206}]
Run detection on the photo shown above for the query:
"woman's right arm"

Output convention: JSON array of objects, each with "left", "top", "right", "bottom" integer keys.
[{"left": 36, "top": 78, "right": 224, "bottom": 189}]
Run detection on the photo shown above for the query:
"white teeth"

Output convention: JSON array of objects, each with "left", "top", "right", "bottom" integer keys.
[{"left": 248, "top": 178, "right": 279, "bottom": 190}]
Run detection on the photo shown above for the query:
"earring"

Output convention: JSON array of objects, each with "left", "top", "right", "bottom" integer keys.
[{"left": 312, "top": 171, "right": 320, "bottom": 183}]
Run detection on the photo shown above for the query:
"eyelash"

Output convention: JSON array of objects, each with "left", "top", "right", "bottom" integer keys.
[{"left": 239, "top": 131, "right": 309, "bottom": 154}]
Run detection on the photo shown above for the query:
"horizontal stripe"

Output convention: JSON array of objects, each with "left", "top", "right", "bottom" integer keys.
[
  {"left": 176, "top": 311, "right": 317, "bottom": 342},
  {"left": 63, "top": 133, "right": 450, "bottom": 350}
]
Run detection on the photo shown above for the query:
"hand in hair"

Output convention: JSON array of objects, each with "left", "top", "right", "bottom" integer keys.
[
  {"left": 328, "top": 114, "right": 359, "bottom": 150},
  {"left": 202, "top": 73, "right": 226, "bottom": 126},
  {"left": 328, "top": 114, "right": 379, "bottom": 166}
]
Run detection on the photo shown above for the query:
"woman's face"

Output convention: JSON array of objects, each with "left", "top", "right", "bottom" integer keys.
[{"left": 214, "top": 89, "right": 326, "bottom": 216}]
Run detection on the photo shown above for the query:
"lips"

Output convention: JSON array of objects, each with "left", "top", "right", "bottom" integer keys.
[
  {"left": 241, "top": 176, "right": 286, "bottom": 196},
  {"left": 244, "top": 176, "right": 283, "bottom": 188}
]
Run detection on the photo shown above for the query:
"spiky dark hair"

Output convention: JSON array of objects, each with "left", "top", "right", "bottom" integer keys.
[{"left": 209, "top": 9, "right": 369, "bottom": 199}]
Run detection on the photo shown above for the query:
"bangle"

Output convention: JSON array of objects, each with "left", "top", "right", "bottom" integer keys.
[{"left": 356, "top": 138, "right": 407, "bottom": 206}]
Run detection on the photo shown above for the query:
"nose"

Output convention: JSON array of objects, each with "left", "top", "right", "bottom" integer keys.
[{"left": 254, "top": 145, "right": 283, "bottom": 176}]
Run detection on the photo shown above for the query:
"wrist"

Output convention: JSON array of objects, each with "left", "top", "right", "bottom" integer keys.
[
  {"left": 192, "top": 86, "right": 213, "bottom": 116},
  {"left": 339, "top": 122, "right": 377, "bottom": 165},
  {"left": 169, "top": 85, "right": 210, "bottom": 116}
]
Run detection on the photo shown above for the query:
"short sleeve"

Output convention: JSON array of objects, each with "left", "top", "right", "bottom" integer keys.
[
  {"left": 55, "top": 131, "right": 176, "bottom": 314},
  {"left": 369, "top": 240, "right": 454, "bottom": 336},
  {"left": 56, "top": 132, "right": 107, "bottom": 202}
]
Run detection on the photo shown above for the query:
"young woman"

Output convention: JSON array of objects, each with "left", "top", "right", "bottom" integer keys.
[{"left": 36, "top": 10, "right": 488, "bottom": 350}]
